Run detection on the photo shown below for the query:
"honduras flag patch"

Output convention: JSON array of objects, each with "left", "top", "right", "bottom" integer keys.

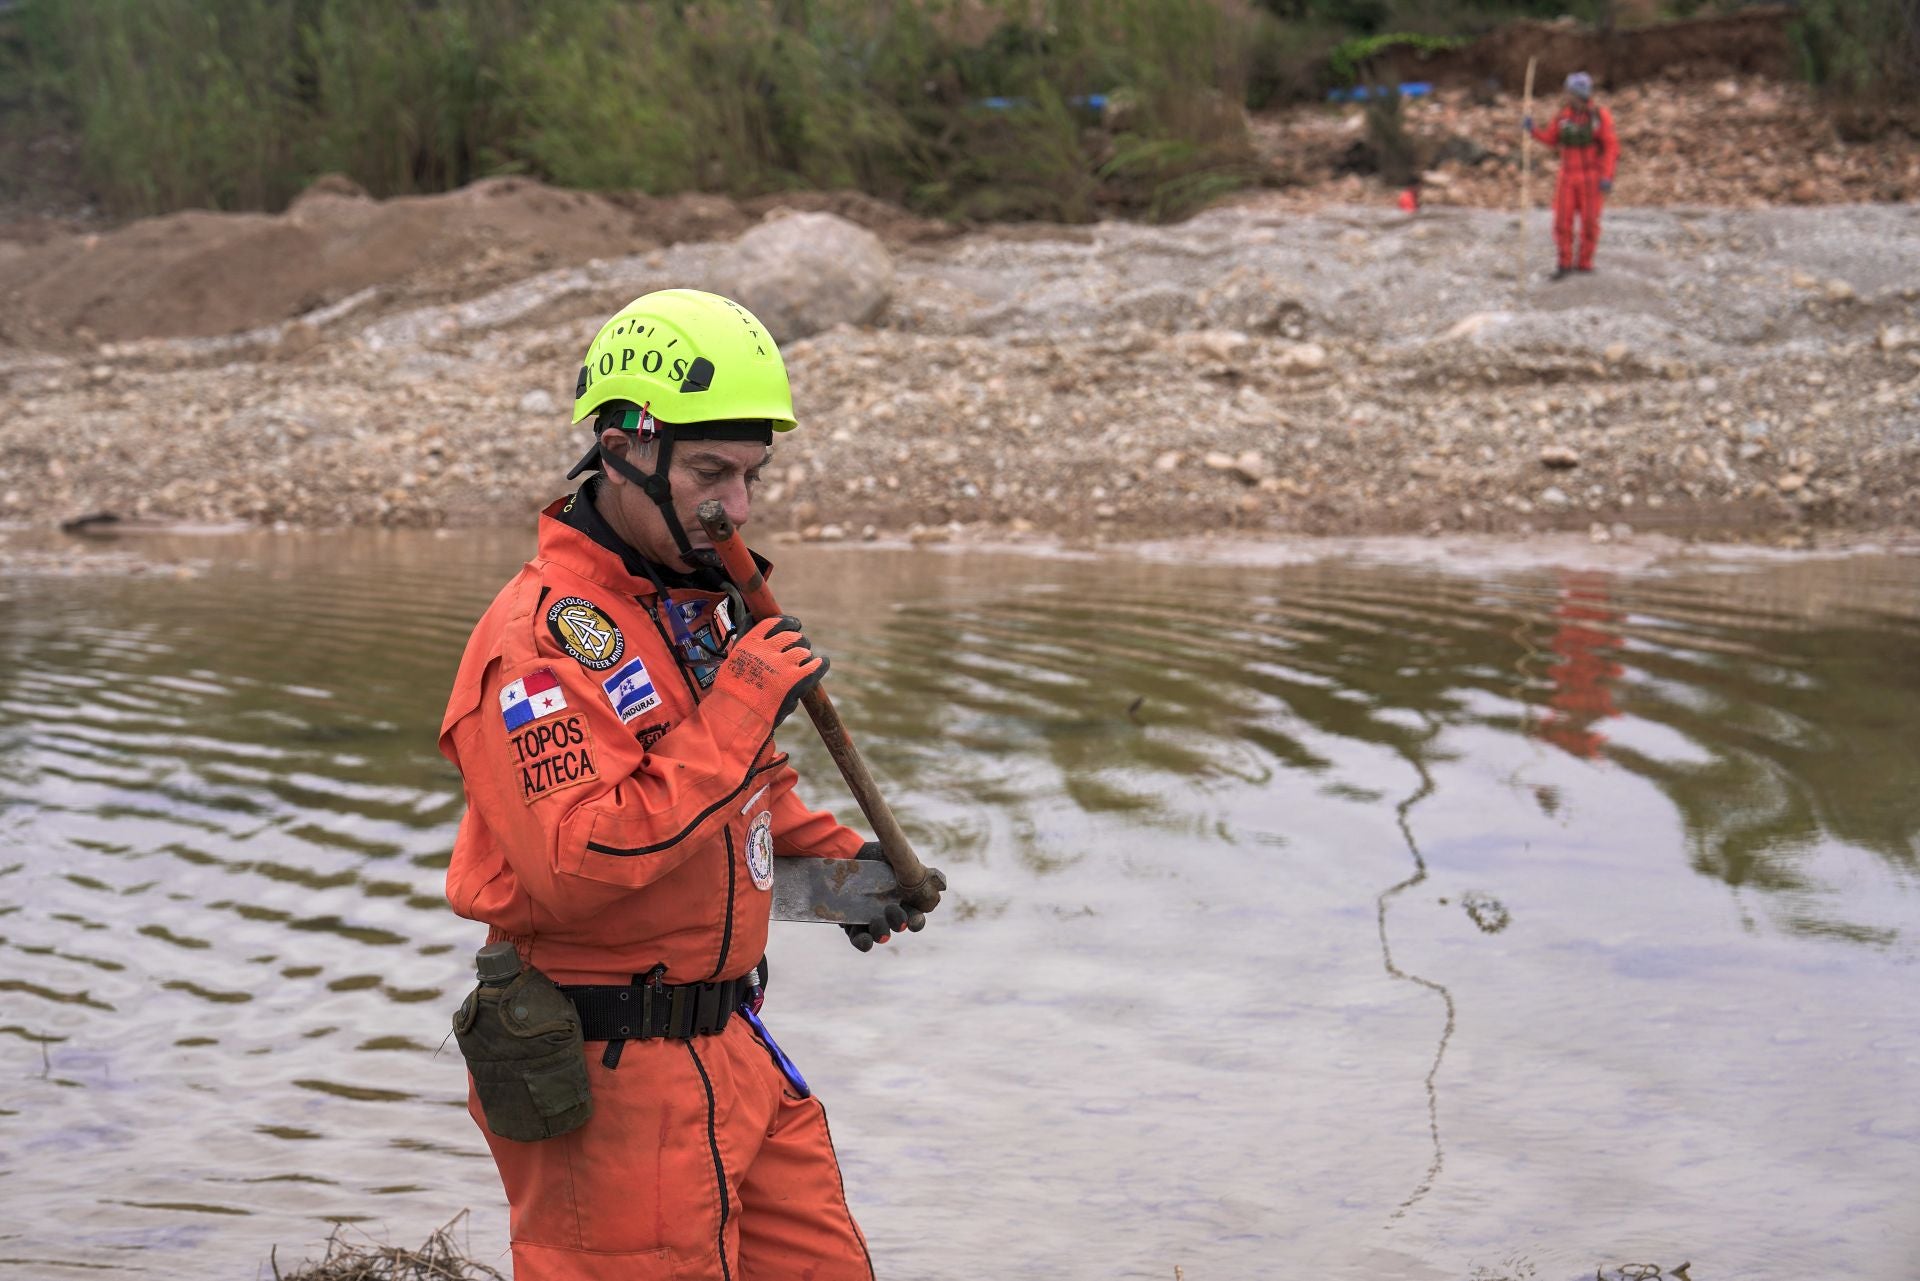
[{"left": 601, "top": 657, "right": 661, "bottom": 725}]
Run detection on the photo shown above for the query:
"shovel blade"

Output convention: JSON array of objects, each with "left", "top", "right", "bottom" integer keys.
[{"left": 772, "top": 856, "right": 901, "bottom": 925}]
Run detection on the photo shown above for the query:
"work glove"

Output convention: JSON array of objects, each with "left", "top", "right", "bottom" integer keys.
[
  {"left": 1521, "top": 115, "right": 1534, "bottom": 133},
  {"left": 1598, "top": 178, "right": 1613, "bottom": 194},
  {"left": 714, "top": 615, "right": 828, "bottom": 730},
  {"left": 843, "top": 841, "right": 941, "bottom": 952}
]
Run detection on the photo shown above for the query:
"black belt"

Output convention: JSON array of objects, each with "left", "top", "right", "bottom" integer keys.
[{"left": 559, "top": 974, "right": 754, "bottom": 1042}]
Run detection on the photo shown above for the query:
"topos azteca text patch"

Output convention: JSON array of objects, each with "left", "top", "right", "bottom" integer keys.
[{"left": 510, "top": 711, "right": 599, "bottom": 803}]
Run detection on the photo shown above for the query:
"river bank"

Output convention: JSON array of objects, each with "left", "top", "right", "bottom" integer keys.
[
  {"left": 2, "top": 82, "right": 1916, "bottom": 547},
  {"left": 3, "top": 201, "right": 1915, "bottom": 547}
]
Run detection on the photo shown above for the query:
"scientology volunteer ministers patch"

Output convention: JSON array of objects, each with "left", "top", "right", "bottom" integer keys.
[
  {"left": 547, "top": 596, "right": 624, "bottom": 671},
  {"left": 511, "top": 712, "right": 599, "bottom": 803}
]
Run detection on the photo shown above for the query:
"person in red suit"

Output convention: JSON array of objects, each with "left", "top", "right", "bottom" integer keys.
[{"left": 1525, "top": 71, "right": 1619, "bottom": 279}]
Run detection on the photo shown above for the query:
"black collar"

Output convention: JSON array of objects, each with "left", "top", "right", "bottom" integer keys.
[{"left": 557, "top": 478, "right": 728, "bottom": 593}]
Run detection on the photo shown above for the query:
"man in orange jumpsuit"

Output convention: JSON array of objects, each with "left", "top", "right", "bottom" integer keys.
[
  {"left": 441, "top": 288, "right": 939, "bottom": 1280},
  {"left": 1526, "top": 71, "right": 1619, "bottom": 278}
]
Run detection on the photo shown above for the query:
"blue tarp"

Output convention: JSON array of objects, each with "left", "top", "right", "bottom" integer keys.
[
  {"left": 977, "top": 94, "right": 1110, "bottom": 112},
  {"left": 1326, "top": 82, "right": 1433, "bottom": 103}
]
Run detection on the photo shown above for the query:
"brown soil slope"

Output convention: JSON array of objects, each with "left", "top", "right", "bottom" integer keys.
[{"left": 0, "top": 179, "right": 949, "bottom": 347}]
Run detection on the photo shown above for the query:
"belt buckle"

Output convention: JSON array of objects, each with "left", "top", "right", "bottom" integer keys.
[{"left": 641, "top": 965, "right": 667, "bottom": 1040}]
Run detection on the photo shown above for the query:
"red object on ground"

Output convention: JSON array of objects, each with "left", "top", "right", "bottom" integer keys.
[
  {"left": 1396, "top": 187, "right": 1420, "bottom": 213},
  {"left": 1532, "top": 102, "right": 1619, "bottom": 270}
]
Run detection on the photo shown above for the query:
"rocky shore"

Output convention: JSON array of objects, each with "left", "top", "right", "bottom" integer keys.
[{"left": 2, "top": 83, "right": 1917, "bottom": 550}]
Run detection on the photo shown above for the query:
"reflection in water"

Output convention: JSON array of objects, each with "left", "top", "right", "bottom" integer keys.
[
  {"left": 1536, "top": 571, "right": 1625, "bottom": 760},
  {"left": 0, "top": 532, "right": 1916, "bottom": 1279},
  {"left": 1374, "top": 732, "right": 1455, "bottom": 1219}
]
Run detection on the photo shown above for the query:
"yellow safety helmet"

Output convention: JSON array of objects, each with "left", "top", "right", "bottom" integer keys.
[
  {"left": 572, "top": 288, "right": 796, "bottom": 432},
  {"left": 564, "top": 290, "right": 795, "bottom": 567}
]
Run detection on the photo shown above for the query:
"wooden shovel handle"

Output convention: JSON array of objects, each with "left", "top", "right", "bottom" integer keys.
[{"left": 695, "top": 501, "right": 942, "bottom": 912}]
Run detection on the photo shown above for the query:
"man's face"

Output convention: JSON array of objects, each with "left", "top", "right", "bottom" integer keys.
[{"left": 600, "top": 431, "right": 770, "bottom": 570}]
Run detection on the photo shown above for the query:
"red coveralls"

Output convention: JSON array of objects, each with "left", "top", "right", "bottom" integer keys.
[
  {"left": 441, "top": 488, "right": 871, "bottom": 1281},
  {"left": 1531, "top": 101, "right": 1619, "bottom": 271}
]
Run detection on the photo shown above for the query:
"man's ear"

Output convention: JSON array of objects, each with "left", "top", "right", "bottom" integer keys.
[{"left": 599, "top": 428, "right": 632, "bottom": 478}]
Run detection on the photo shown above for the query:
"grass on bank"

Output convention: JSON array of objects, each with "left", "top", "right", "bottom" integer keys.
[
  {"left": 1792, "top": 0, "right": 1920, "bottom": 136},
  {"left": 3, "top": 0, "right": 1915, "bottom": 221},
  {"left": 4, "top": 0, "right": 1262, "bottom": 221}
]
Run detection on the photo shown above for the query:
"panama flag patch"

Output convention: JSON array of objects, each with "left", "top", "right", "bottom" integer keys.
[
  {"left": 500, "top": 667, "right": 569, "bottom": 730},
  {"left": 601, "top": 656, "right": 661, "bottom": 725}
]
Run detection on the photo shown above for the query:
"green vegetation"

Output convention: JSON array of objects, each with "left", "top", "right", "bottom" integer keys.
[
  {"left": 1327, "top": 31, "right": 1467, "bottom": 86},
  {"left": 1792, "top": 0, "right": 1920, "bottom": 129},
  {"left": 2, "top": 0, "right": 1261, "bottom": 221},
  {"left": 5, "top": 0, "right": 1913, "bottom": 222}
]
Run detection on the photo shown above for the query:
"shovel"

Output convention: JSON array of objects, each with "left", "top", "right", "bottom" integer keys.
[{"left": 695, "top": 499, "right": 946, "bottom": 917}]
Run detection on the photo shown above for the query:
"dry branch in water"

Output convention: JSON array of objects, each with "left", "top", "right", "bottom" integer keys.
[{"left": 270, "top": 1213, "right": 505, "bottom": 1281}]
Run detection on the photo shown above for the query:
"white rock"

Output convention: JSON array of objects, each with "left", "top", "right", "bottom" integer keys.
[
  {"left": 1275, "top": 341, "right": 1328, "bottom": 373},
  {"left": 717, "top": 212, "right": 894, "bottom": 343},
  {"left": 1441, "top": 312, "right": 1513, "bottom": 342},
  {"left": 518, "top": 388, "right": 556, "bottom": 415},
  {"left": 1232, "top": 451, "right": 1270, "bottom": 483},
  {"left": 1186, "top": 329, "right": 1251, "bottom": 364}
]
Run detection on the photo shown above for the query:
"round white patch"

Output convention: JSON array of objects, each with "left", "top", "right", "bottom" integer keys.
[{"left": 746, "top": 810, "right": 774, "bottom": 891}]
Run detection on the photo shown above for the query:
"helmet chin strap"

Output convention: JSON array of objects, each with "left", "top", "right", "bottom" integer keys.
[
  {"left": 600, "top": 428, "right": 702, "bottom": 565},
  {"left": 568, "top": 420, "right": 706, "bottom": 564},
  {"left": 570, "top": 404, "right": 770, "bottom": 570}
]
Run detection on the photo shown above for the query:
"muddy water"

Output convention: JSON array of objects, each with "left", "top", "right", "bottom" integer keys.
[{"left": 1, "top": 530, "right": 1916, "bottom": 1281}]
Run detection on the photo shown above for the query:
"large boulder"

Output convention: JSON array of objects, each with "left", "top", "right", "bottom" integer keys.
[{"left": 718, "top": 211, "right": 893, "bottom": 343}]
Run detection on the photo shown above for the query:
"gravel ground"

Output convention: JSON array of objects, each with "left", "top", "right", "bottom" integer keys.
[{"left": 2, "top": 194, "right": 1916, "bottom": 549}]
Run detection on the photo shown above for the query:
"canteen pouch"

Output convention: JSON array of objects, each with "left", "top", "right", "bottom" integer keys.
[{"left": 453, "top": 964, "right": 593, "bottom": 1142}]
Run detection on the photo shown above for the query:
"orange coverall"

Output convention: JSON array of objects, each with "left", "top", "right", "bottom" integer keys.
[
  {"left": 441, "top": 489, "right": 871, "bottom": 1281},
  {"left": 1531, "top": 102, "right": 1619, "bottom": 271}
]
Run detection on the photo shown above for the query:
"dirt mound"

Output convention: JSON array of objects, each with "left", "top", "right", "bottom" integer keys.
[
  {"left": 603, "top": 187, "right": 957, "bottom": 253},
  {"left": 1384, "top": 6, "right": 1796, "bottom": 92},
  {"left": 0, "top": 175, "right": 953, "bottom": 348},
  {"left": 0, "top": 176, "right": 658, "bottom": 345}
]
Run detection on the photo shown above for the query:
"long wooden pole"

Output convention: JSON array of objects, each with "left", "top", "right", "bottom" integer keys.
[
  {"left": 694, "top": 500, "right": 944, "bottom": 913},
  {"left": 1519, "top": 56, "right": 1537, "bottom": 287}
]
